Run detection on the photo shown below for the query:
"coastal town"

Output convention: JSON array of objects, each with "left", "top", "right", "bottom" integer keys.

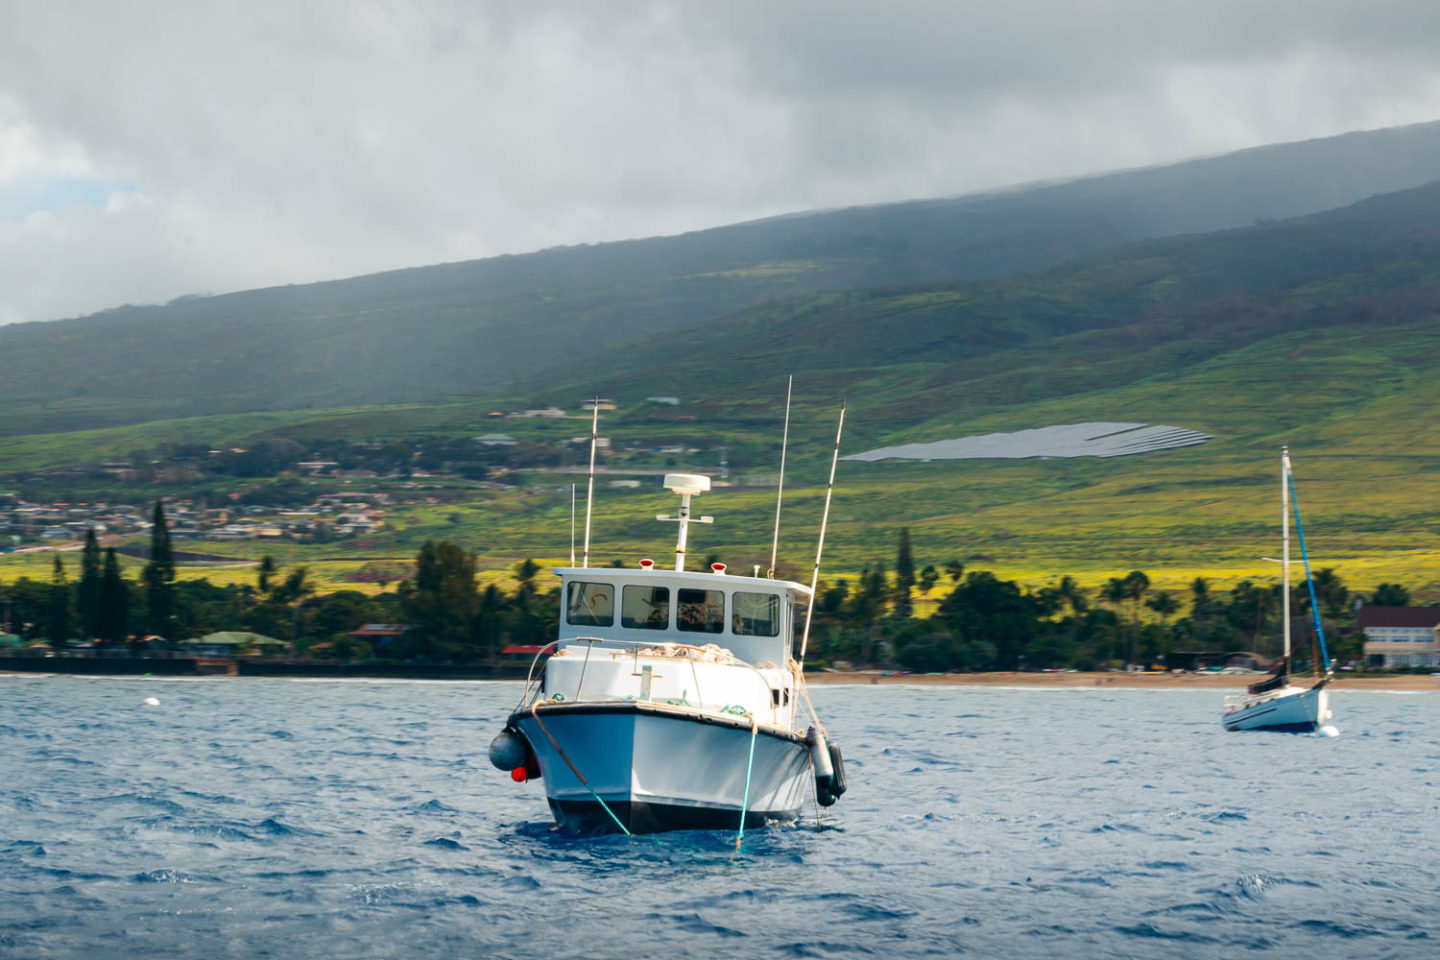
[{"left": 0, "top": 489, "right": 391, "bottom": 546}]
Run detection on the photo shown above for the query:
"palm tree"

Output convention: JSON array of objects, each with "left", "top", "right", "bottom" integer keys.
[
  {"left": 1057, "top": 575, "right": 1089, "bottom": 616},
  {"left": 1146, "top": 590, "right": 1179, "bottom": 623},
  {"left": 1121, "top": 571, "right": 1150, "bottom": 667},
  {"left": 1101, "top": 577, "right": 1129, "bottom": 662},
  {"left": 1189, "top": 576, "right": 1210, "bottom": 611}
]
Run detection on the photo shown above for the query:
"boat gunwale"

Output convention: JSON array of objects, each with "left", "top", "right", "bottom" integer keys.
[{"left": 511, "top": 699, "right": 809, "bottom": 745}]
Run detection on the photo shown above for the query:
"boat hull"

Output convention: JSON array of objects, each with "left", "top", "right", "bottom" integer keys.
[
  {"left": 1223, "top": 681, "right": 1330, "bottom": 733},
  {"left": 512, "top": 702, "right": 811, "bottom": 834}
]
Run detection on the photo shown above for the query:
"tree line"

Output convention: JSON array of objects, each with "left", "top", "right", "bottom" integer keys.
[
  {"left": 0, "top": 503, "right": 555, "bottom": 660},
  {"left": 804, "top": 527, "right": 1411, "bottom": 672},
  {"left": 0, "top": 514, "right": 1423, "bottom": 669}
]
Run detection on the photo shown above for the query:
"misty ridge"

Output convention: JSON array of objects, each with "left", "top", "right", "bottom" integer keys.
[{"left": 1, "top": 119, "right": 1439, "bottom": 436}]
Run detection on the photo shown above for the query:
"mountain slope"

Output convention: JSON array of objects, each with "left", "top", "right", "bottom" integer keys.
[
  {"left": 539, "top": 179, "right": 1440, "bottom": 436},
  {"left": 3, "top": 120, "right": 1440, "bottom": 435},
  {"left": 6, "top": 177, "right": 1440, "bottom": 590}
]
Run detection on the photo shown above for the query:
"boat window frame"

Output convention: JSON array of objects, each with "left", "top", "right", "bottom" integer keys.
[
  {"left": 565, "top": 580, "right": 615, "bottom": 627},
  {"left": 621, "top": 584, "right": 671, "bottom": 630}
]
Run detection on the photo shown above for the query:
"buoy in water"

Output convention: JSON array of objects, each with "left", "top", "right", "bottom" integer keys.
[
  {"left": 143, "top": 697, "right": 160, "bottom": 707},
  {"left": 1317, "top": 725, "right": 1340, "bottom": 738}
]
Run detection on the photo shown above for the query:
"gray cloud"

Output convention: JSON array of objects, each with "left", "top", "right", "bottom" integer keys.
[{"left": 1, "top": 0, "right": 1438, "bottom": 324}]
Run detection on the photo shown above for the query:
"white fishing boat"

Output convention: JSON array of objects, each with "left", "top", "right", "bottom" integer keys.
[
  {"left": 489, "top": 391, "right": 847, "bottom": 834},
  {"left": 1223, "top": 447, "right": 1335, "bottom": 734}
]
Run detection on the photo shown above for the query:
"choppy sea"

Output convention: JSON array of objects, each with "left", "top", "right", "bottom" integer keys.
[{"left": 2, "top": 676, "right": 1438, "bottom": 959}]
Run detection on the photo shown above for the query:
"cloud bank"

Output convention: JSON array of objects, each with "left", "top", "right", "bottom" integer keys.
[{"left": 2, "top": 0, "right": 1439, "bottom": 324}]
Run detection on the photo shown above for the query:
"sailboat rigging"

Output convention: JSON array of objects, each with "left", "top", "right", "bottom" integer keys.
[{"left": 1222, "top": 447, "right": 1337, "bottom": 734}]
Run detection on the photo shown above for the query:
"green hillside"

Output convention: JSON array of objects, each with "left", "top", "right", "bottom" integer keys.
[
  {"left": 3, "top": 121, "right": 1440, "bottom": 435},
  {"left": 7, "top": 177, "right": 1440, "bottom": 598}
]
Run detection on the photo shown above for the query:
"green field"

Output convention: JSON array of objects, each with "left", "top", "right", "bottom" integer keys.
[{"left": 6, "top": 181, "right": 1440, "bottom": 602}]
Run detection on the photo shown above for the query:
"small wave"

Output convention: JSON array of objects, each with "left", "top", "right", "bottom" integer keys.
[
  {"left": 1293, "top": 919, "right": 1385, "bottom": 939},
  {"left": 665, "top": 912, "right": 747, "bottom": 938},
  {"left": 424, "top": 837, "right": 468, "bottom": 850},
  {"left": 777, "top": 940, "right": 880, "bottom": 956},
  {"left": 1116, "top": 922, "right": 1218, "bottom": 943},
  {"left": 413, "top": 799, "right": 460, "bottom": 813},
  {"left": 1202, "top": 811, "right": 1248, "bottom": 823},
  {"left": 1139, "top": 860, "right": 1196, "bottom": 872},
  {"left": 838, "top": 900, "right": 916, "bottom": 921},
  {"left": 132, "top": 869, "right": 219, "bottom": 884},
  {"left": 256, "top": 817, "right": 310, "bottom": 836}
]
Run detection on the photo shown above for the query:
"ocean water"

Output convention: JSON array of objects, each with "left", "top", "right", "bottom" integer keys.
[{"left": 2, "top": 677, "right": 1438, "bottom": 959}]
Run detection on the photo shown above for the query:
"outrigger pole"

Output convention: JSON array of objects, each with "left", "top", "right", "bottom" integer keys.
[
  {"left": 768, "top": 375, "right": 793, "bottom": 579},
  {"left": 581, "top": 400, "right": 599, "bottom": 568},
  {"left": 798, "top": 400, "right": 846, "bottom": 665}
]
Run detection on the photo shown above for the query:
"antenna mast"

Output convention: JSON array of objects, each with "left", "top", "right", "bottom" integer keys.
[
  {"left": 570, "top": 483, "right": 577, "bottom": 566},
  {"left": 582, "top": 400, "right": 599, "bottom": 568},
  {"left": 768, "top": 375, "right": 793, "bottom": 578},
  {"left": 798, "top": 401, "right": 846, "bottom": 664},
  {"left": 656, "top": 474, "right": 713, "bottom": 571}
]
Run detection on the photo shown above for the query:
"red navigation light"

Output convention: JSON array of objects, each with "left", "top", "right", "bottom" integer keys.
[
  {"left": 711, "top": 562, "right": 727, "bottom": 574},
  {"left": 639, "top": 558, "right": 655, "bottom": 570},
  {"left": 511, "top": 766, "right": 528, "bottom": 783}
]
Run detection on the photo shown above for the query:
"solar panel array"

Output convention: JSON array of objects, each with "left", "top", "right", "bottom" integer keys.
[{"left": 843, "top": 422, "right": 1213, "bottom": 462}]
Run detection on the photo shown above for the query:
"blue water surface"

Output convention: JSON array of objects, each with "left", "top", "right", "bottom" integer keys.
[{"left": 2, "top": 676, "right": 1438, "bottom": 959}]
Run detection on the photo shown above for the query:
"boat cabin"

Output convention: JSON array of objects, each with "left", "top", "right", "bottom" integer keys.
[{"left": 553, "top": 566, "right": 811, "bottom": 667}]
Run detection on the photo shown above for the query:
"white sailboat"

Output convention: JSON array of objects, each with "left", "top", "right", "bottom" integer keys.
[
  {"left": 1222, "top": 447, "right": 1336, "bottom": 733},
  {"left": 488, "top": 394, "right": 847, "bottom": 834}
]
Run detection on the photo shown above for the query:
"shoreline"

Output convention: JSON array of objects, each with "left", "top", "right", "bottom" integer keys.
[
  {"left": 802, "top": 670, "right": 1440, "bottom": 691},
  {"left": 4, "top": 662, "right": 1435, "bottom": 691}
]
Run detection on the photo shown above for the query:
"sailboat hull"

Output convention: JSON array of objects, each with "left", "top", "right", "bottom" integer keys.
[
  {"left": 513, "top": 702, "right": 812, "bottom": 834},
  {"left": 1222, "top": 681, "right": 1330, "bottom": 733}
]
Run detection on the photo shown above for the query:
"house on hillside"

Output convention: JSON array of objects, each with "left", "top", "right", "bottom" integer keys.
[{"left": 1359, "top": 606, "right": 1440, "bottom": 668}]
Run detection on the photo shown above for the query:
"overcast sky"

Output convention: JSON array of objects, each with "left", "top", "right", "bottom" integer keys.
[{"left": 2, "top": 0, "right": 1439, "bottom": 325}]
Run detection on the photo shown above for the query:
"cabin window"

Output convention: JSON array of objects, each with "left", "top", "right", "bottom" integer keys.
[
  {"left": 676, "top": 588, "right": 725, "bottom": 634},
  {"left": 622, "top": 585, "right": 670, "bottom": 629},
  {"left": 566, "top": 581, "right": 614, "bottom": 627},
  {"left": 732, "top": 592, "right": 781, "bottom": 637}
]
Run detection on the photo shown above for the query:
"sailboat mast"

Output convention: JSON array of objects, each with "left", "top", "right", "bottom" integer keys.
[{"left": 1282, "top": 446, "right": 1291, "bottom": 662}]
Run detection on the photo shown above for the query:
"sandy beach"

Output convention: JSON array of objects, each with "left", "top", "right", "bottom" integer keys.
[{"left": 804, "top": 670, "right": 1440, "bottom": 691}]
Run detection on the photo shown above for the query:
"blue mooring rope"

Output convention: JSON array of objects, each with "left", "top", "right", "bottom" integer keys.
[
  {"left": 1287, "top": 471, "right": 1331, "bottom": 672},
  {"left": 735, "top": 719, "right": 759, "bottom": 852}
]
